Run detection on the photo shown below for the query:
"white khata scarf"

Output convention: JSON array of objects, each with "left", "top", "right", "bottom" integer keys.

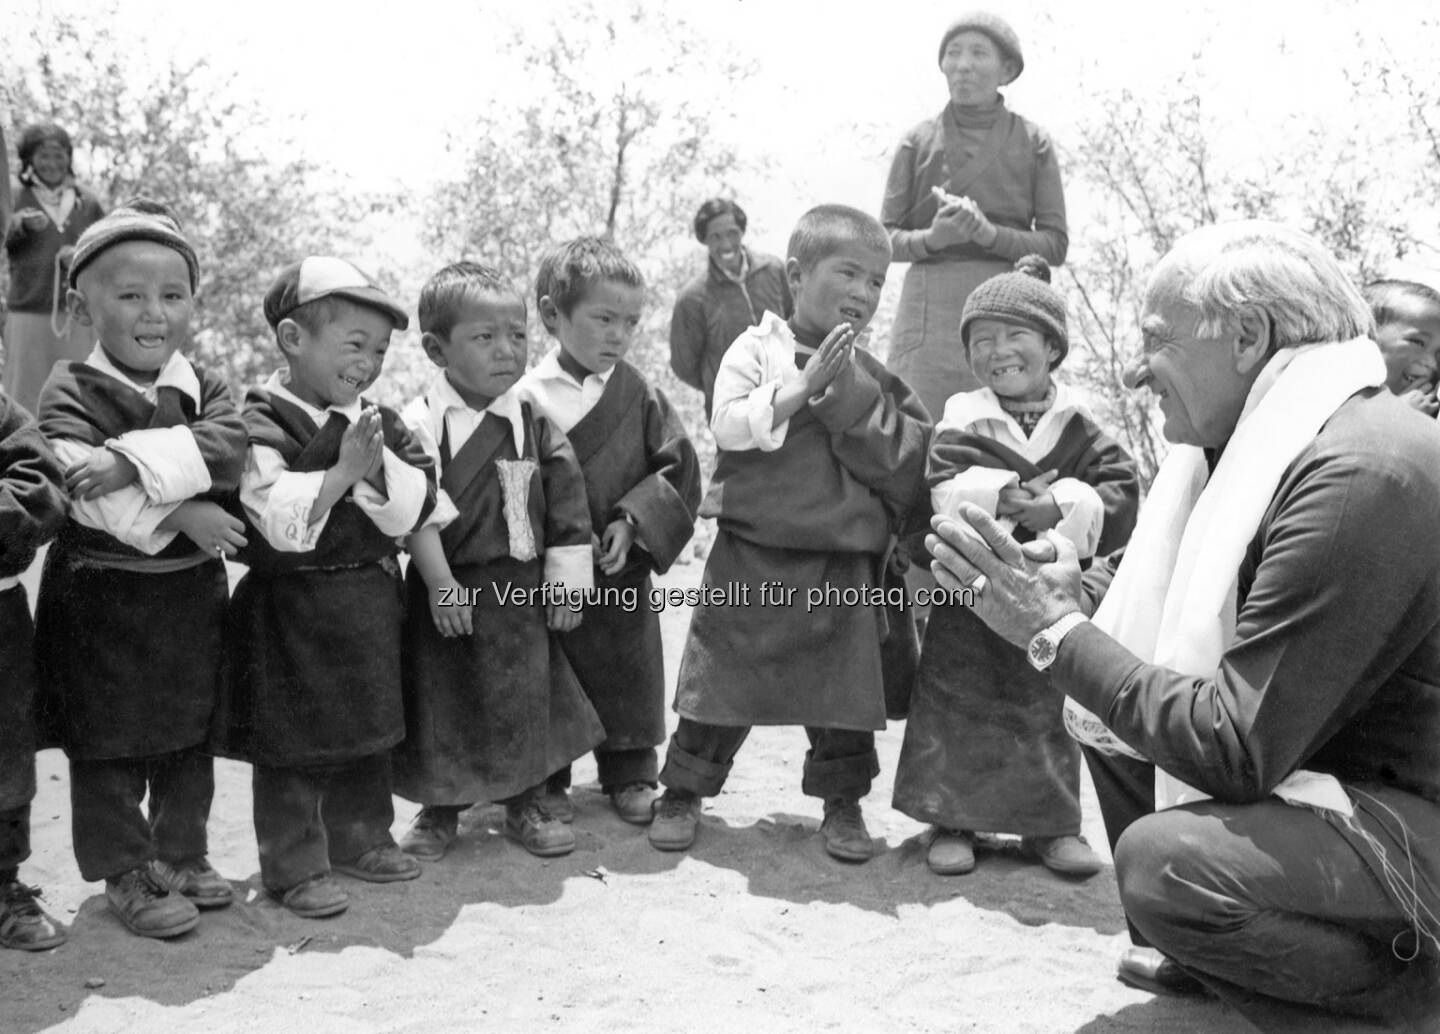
[{"left": 1062, "top": 336, "right": 1387, "bottom": 811}]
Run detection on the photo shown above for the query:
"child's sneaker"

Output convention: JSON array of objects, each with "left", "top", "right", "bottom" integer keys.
[
  {"left": 541, "top": 775, "right": 575, "bottom": 824},
  {"left": 152, "top": 857, "right": 234, "bottom": 908},
  {"left": 0, "top": 880, "right": 67, "bottom": 951},
  {"left": 610, "top": 782, "right": 658, "bottom": 825},
  {"left": 1021, "top": 834, "right": 1102, "bottom": 877},
  {"left": 332, "top": 843, "right": 422, "bottom": 883},
  {"left": 504, "top": 797, "right": 575, "bottom": 857},
  {"left": 819, "top": 797, "right": 874, "bottom": 863},
  {"left": 275, "top": 874, "right": 349, "bottom": 919},
  {"left": 105, "top": 865, "right": 199, "bottom": 938},
  {"left": 399, "top": 807, "right": 461, "bottom": 861},
  {"left": 647, "top": 789, "right": 700, "bottom": 851}
]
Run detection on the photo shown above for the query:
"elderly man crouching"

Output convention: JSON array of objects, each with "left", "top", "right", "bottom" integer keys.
[{"left": 929, "top": 221, "right": 1440, "bottom": 1030}]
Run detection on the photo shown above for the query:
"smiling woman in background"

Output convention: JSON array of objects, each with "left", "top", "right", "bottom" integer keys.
[
  {"left": 3, "top": 122, "right": 105, "bottom": 414},
  {"left": 880, "top": 12, "right": 1067, "bottom": 421}
]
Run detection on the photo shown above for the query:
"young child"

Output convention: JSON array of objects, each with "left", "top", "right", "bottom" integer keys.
[
  {"left": 522, "top": 238, "right": 701, "bottom": 825},
  {"left": 34, "top": 201, "right": 246, "bottom": 938},
  {"left": 393, "top": 261, "right": 603, "bottom": 860},
  {"left": 216, "top": 257, "right": 437, "bottom": 918},
  {"left": 891, "top": 255, "right": 1138, "bottom": 878},
  {"left": 1362, "top": 279, "right": 1440, "bottom": 416},
  {"left": 0, "top": 389, "right": 68, "bottom": 950},
  {"left": 650, "top": 205, "right": 931, "bottom": 861}
]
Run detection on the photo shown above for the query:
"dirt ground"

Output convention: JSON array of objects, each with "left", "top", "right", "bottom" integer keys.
[{"left": 1, "top": 551, "right": 1246, "bottom": 1034}]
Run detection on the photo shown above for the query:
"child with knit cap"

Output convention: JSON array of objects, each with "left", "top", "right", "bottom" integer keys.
[
  {"left": 34, "top": 199, "right": 247, "bottom": 938},
  {"left": 891, "top": 255, "right": 1138, "bottom": 878}
]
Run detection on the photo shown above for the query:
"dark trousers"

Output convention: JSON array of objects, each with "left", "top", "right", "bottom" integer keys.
[
  {"left": 69, "top": 747, "right": 214, "bottom": 882},
  {"left": 0, "top": 803, "right": 29, "bottom": 876},
  {"left": 253, "top": 754, "right": 396, "bottom": 893},
  {"left": 1087, "top": 748, "right": 1437, "bottom": 1029},
  {"left": 660, "top": 718, "right": 879, "bottom": 800},
  {"left": 549, "top": 747, "right": 659, "bottom": 794}
]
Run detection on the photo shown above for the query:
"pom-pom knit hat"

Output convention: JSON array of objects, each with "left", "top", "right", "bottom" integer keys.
[
  {"left": 938, "top": 12, "right": 1024, "bottom": 82},
  {"left": 68, "top": 198, "right": 200, "bottom": 291},
  {"left": 263, "top": 256, "right": 409, "bottom": 331},
  {"left": 960, "top": 255, "right": 1068, "bottom": 366}
]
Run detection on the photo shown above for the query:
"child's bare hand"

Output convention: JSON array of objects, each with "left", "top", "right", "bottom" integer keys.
[
  {"left": 430, "top": 578, "right": 474, "bottom": 638},
  {"left": 65, "top": 446, "right": 140, "bottom": 500},
  {"left": 996, "top": 485, "right": 1029, "bottom": 516},
  {"left": 335, "top": 409, "right": 383, "bottom": 487},
  {"left": 15, "top": 208, "right": 47, "bottom": 232},
  {"left": 1010, "top": 491, "right": 1062, "bottom": 533},
  {"left": 598, "top": 517, "right": 635, "bottom": 576},
  {"left": 804, "top": 323, "right": 854, "bottom": 396},
  {"left": 166, "top": 500, "right": 248, "bottom": 559},
  {"left": 547, "top": 599, "right": 581, "bottom": 632},
  {"left": 1401, "top": 386, "right": 1440, "bottom": 416}
]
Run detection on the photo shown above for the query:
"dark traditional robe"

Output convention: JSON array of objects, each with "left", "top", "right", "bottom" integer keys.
[
  {"left": 893, "top": 393, "right": 1138, "bottom": 834},
  {"left": 0, "top": 392, "right": 66, "bottom": 810},
  {"left": 215, "top": 389, "right": 436, "bottom": 766},
  {"left": 553, "top": 362, "right": 701, "bottom": 754},
  {"left": 393, "top": 397, "right": 605, "bottom": 805},
  {"left": 676, "top": 319, "right": 931, "bottom": 730},
  {"left": 33, "top": 359, "right": 244, "bottom": 759}
]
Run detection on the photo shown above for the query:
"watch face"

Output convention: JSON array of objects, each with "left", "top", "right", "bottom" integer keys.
[{"left": 1028, "top": 636, "right": 1056, "bottom": 668}]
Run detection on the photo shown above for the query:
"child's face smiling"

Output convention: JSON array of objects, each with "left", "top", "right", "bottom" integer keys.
[
  {"left": 282, "top": 299, "right": 395, "bottom": 409},
  {"left": 70, "top": 241, "right": 193, "bottom": 379},
  {"left": 968, "top": 318, "right": 1058, "bottom": 403},
  {"left": 552, "top": 279, "right": 644, "bottom": 375},
  {"left": 1375, "top": 295, "right": 1440, "bottom": 394},
  {"left": 30, "top": 141, "right": 70, "bottom": 188},
  {"left": 788, "top": 242, "right": 889, "bottom": 338},
  {"left": 429, "top": 292, "right": 528, "bottom": 408}
]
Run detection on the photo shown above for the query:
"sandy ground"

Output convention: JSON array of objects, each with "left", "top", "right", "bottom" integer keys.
[{"left": 0, "top": 550, "right": 1245, "bottom": 1034}]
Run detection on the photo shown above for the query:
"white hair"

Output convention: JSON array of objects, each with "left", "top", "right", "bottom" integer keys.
[{"left": 1169, "top": 221, "right": 1375, "bottom": 347}]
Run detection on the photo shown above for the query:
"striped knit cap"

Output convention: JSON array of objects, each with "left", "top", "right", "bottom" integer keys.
[
  {"left": 68, "top": 198, "right": 200, "bottom": 291},
  {"left": 959, "top": 255, "right": 1068, "bottom": 366}
]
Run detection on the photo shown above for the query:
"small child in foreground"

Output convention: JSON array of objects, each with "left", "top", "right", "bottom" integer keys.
[
  {"left": 0, "top": 389, "right": 68, "bottom": 950},
  {"left": 35, "top": 201, "right": 246, "bottom": 938},
  {"left": 521, "top": 238, "right": 701, "bottom": 826},
  {"left": 891, "top": 255, "right": 1138, "bottom": 879},
  {"left": 651, "top": 204, "right": 931, "bottom": 861},
  {"left": 1362, "top": 278, "right": 1440, "bottom": 416},
  {"left": 393, "top": 261, "right": 602, "bottom": 860},
  {"left": 216, "top": 257, "right": 438, "bottom": 918}
]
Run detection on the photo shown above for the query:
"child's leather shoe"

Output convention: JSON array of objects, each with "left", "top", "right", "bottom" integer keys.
[
  {"left": 276, "top": 874, "right": 349, "bottom": 919},
  {"left": 610, "top": 782, "right": 658, "bottom": 825},
  {"left": 647, "top": 789, "right": 700, "bottom": 851},
  {"left": 152, "top": 857, "right": 234, "bottom": 908},
  {"left": 332, "top": 843, "right": 422, "bottom": 883},
  {"left": 0, "top": 880, "right": 67, "bottom": 951},
  {"left": 106, "top": 865, "right": 199, "bottom": 938},
  {"left": 399, "top": 807, "right": 460, "bottom": 862},
  {"left": 505, "top": 798, "right": 575, "bottom": 857},
  {"left": 820, "top": 797, "right": 874, "bottom": 863}
]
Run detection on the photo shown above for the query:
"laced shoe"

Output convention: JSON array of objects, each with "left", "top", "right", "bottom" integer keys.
[
  {"left": 399, "top": 807, "right": 461, "bottom": 861},
  {"left": 610, "top": 783, "right": 658, "bottom": 825},
  {"left": 647, "top": 789, "right": 700, "bottom": 851},
  {"left": 820, "top": 797, "right": 874, "bottom": 863},
  {"left": 0, "top": 881, "right": 67, "bottom": 951},
  {"left": 106, "top": 865, "right": 199, "bottom": 938},
  {"left": 1021, "top": 834, "right": 1103, "bottom": 877},
  {"left": 541, "top": 778, "right": 575, "bottom": 824},
  {"left": 276, "top": 874, "right": 349, "bottom": 919},
  {"left": 505, "top": 797, "right": 575, "bottom": 857},
  {"left": 331, "top": 842, "right": 422, "bottom": 883},
  {"left": 926, "top": 827, "right": 977, "bottom": 876},
  {"left": 152, "top": 857, "right": 234, "bottom": 908}
]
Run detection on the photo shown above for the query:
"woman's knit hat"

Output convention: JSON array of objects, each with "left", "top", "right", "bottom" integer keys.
[
  {"left": 960, "top": 255, "right": 1068, "bottom": 366},
  {"left": 938, "top": 12, "right": 1024, "bottom": 81},
  {"left": 68, "top": 198, "right": 200, "bottom": 291}
]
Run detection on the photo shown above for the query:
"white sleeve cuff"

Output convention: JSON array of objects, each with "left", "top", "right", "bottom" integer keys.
[
  {"left": 931, "top": 467, "right": 1019, "bottom": 520},
  {"left": 414, "top": 488, "right": 459, "bottom": 535},
  {"left": 1049, "top": 477, "right": 1105, "bottom": 559},
  {"left": 107, "top": 426, "right": 212, "bottom": 504},
  {"left": 51, "top": 438, "right": 182, "bottom": 554},
  {"left": 351, "top": 447, "right": 427, "bottom": 537},
  {"left": 544, "top": 544, "right": 595, "bottom": 592},
  {"left": 241, "top": 446, "right": 329, "bottom": 552}
]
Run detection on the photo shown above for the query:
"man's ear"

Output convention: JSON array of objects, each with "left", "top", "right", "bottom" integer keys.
[
  {"left": 537, "top": 295, "right": 562, "bottom": 333},
  {"left": 421, "top": 331, "right": 447, "bottom": 366},
  {"left": 276, "top": 318, "right": 304, "bottom": 359},
  {"left": 1233, "top": 304, "right": 1274, "bottom": 375},
  {"left": 67, "top": 287, "right": 93, "bottom": 327}
]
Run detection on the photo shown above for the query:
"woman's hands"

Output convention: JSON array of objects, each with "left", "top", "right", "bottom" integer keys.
[{"left": 927, "top": 186, "right": 998, "bottom": 250}]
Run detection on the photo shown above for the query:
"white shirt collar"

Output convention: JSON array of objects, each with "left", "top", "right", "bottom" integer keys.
[
  {"left": 531, "top": 347, "right": 617, "bottom": 387},
  {"left": 84, "top": 345, "right": 202, "bottom": 406},
  {"left": 423, "top": 371, "right": 526, "bottom": 457},
  {"left": 263, "top": 368, "right": 366, "bottom": 425}
]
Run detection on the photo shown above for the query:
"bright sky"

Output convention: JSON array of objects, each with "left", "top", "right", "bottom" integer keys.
[{"left": 11, "top": 0, "right": 1440, "bottom": 281}]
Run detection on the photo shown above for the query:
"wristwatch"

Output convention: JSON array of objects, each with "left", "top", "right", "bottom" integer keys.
[{"left": 1026, "top": 612, "right": 1089, "bottom": 671}]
